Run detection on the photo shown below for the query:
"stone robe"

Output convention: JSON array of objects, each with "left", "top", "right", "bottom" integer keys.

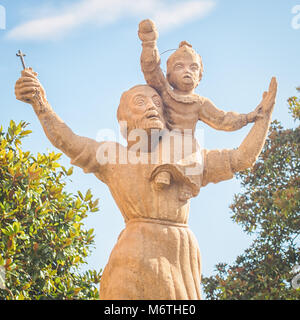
[{"left": 70, "top": 138, "right": 234, "bottom": 300}]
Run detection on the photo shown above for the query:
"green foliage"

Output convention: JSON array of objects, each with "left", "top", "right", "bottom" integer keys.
[
  {"left": 202, "top": 90, "right": 300, "bottom": 300},
  {"left": 0, "top": 121, "right": 101, "bottom": 299},
  {"left": 288, "top": 87, "right": 300, "bottom": 121}
]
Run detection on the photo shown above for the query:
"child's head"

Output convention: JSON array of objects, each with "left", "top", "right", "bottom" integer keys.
[{"left": 167, "top": 41, "right": 203, "bottom": 93}]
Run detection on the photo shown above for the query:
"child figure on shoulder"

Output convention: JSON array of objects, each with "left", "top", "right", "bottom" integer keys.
[{"left": 138, "top": 19, "right": 263, "bottom": 200}]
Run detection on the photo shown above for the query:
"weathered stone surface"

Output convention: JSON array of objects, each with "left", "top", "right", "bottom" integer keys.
[{"left": 14, "top": 20, "right": 277, "bottom": 299}]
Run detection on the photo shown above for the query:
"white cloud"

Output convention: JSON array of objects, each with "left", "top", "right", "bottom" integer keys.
[
  {"left": 7, "top": 0, "right": 216, "bottom": 41},
  {"left": 154, "top": 1, "right": 216, "bottom": 31}
]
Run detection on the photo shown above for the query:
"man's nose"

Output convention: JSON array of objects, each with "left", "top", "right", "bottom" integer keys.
[{"left": 146, "top": 100, "right": 157, "bottom": 110}]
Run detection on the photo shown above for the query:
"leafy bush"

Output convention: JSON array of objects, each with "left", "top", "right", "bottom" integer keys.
[
  {"left": 0, "top": 120, "right": 101, "bottom": 299},
  {"left": 202, "top": 89, "right": 300, "bottom": 300}
]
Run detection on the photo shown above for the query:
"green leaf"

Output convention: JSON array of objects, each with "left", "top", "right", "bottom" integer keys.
[
  {"left": 85, "top": 189, "right": 92, "bottom": 202},
  {"left": 67, "top": 167, "right": 74, "bottom": 176}
]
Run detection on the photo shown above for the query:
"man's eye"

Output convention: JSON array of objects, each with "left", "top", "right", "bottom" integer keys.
[
  {"left": 134, "top": 96, "right": 145, "bottom": 106},
  {"left": 152, "top": 96, "right": 161, "bottom": 107}
]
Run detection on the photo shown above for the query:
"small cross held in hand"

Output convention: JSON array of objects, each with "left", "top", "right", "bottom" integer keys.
[{"left": 16, "top": 50, "right": 26, "bottom": 69}]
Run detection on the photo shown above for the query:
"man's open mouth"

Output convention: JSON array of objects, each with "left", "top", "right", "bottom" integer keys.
[{"left": 146, "top": 111, "right": 160, "bottom": 120}]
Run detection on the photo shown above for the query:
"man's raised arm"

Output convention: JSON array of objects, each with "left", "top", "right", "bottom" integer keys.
[
  {"left": 15, "top": 68, "right": 102, "bottom": 175},
  {"left": 202, "top": 77, "right": 277, "bottom": 186},
  {"left": 138, "top": 19, "right": 167, "bottom": 93}
]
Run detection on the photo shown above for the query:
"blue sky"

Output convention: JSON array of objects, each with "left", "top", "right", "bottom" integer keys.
[{"left": 0, "top": 0, "right": 300, "bottom": 292}]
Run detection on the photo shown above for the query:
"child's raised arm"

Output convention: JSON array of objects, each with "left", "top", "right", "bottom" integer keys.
[{"left": 138, "top": 19, "right": 168, "bottom": 94}]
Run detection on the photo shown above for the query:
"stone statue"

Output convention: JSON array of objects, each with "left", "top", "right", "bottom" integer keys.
[
  {"left": 138, "top": 19, "right": 265, "bottom": 200},
  {"left": 14, "top": 22, "right": 277, "bottom": 299}
]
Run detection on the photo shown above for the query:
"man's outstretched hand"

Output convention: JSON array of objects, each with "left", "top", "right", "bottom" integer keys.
[
  {"left": 248, "top": 77, "right": 278, "bottom": 122},
  {"left": 15, "top": 68, "right": 46, "bottom": 105},
  {"left": 260, "top": 77, "right": 277, "bottom": 114}
]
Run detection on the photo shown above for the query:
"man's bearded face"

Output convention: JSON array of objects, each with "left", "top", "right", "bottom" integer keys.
[{"left": 128, "top": 86, "right": 165, "bottom": 132}]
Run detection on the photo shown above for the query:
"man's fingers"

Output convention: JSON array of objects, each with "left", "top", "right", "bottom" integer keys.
[
  {"left": 16, "top": 77, "right": 36, "bottom": 83},
  {"left": 268, "top": 77, "right": 277, "bottom": 104},
  {"left": 263, "top": 77, "right": 277, "bottom": 105},
  {"left": 21, "top": 69, "right": 38, "bottom": 79},
  {"left": 24, "top": 67, "right": 38, "bottom": 75},
  {"left": 15, "top": 83, "right": 40, "bottom": 93},
  {"left": 16, "top": 87, "right": 38, "bottom": 95},
  {"left": 28, "top": 67, "right": 37, "bottom": 75},
  {"left": 28, "top": 67, "right": 37, "bottom": 76},
  {"left": 259, "top": 77, "right": 277, "bottom": 114},
  {"left": 268, "top": 77, "right": 274, "bottom": 90},
  {"left": 271, "top": 76, "right": 277, "bottom": 87},
  {"left": 17, "top": 92, "right": 34, "bottom": 100},
  {"left": 262, "top": 91, "right": 268, "bottom": 99},
  {"left": 16, "top": 77, "right": 39, "bottom": 84},
  {"left": 15, "top": 79, "right": 40, "bottom": 89},
  {"left": 16, "top": 92, "right": 35, "bottom": 102},
  {"left": 15, "top": 68, "right": 41, "bottom": 104},
  {"left": 256, "top": 104, "right": 263, "bottom": 112},
  {"left": 15, "top": 82, "right": 40, "bottom": 90},
  {"left": 269, "top": 77, "right": 277, "bottom": 94},
  {"left": 21, "top": 70, "right": 36, "bottom": 78}
]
